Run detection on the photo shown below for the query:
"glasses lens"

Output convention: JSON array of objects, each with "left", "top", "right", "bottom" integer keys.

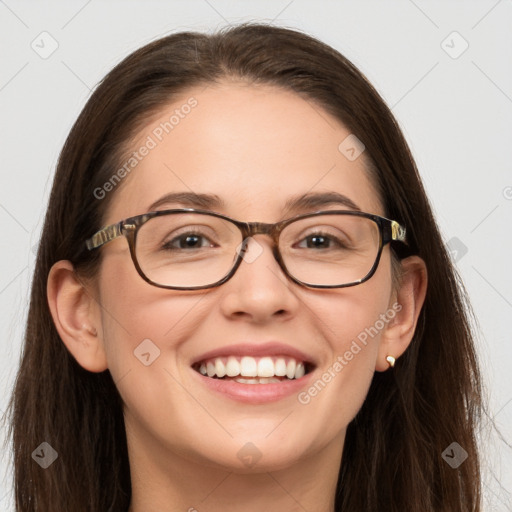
[
  {"left": 135, "top": 212, "right": 242, "bottom": 288},
  {"left": 280, "top": 214, "right": 381, "bottom": 286}
]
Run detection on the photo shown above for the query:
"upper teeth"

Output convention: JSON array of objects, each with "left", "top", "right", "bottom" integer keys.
[{"left": 197, "top": 356, "right": 306, "bottom": 380}]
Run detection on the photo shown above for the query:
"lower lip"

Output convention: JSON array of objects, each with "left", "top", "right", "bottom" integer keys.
[{"left": 191, "top": 368, "right": 315, "bottom": 404}]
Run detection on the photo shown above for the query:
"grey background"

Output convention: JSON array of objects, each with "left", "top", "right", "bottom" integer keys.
[{"left": 1, "top": 1, "right": 511, "bottom": 509}]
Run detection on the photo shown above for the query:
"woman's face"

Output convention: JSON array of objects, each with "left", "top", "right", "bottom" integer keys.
[{"left": 94, "top": 82, "right": 397, "bottom": 472}]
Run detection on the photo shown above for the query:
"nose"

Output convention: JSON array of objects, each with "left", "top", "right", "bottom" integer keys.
[{"left": 218, "top": 235, "right": 300, "bottom": 323}]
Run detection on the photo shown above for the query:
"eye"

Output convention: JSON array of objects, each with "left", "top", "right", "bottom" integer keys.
[
  {"left": 162, "top": 229, "right": 216, "bottom": 251},
  {"left": 295, "top": 230, "right": 349, "bottom": 250}
]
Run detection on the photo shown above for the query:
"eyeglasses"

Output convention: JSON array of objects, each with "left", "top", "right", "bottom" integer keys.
[{"left": 85, "top": 208, "right": 407, "bottom": 290}]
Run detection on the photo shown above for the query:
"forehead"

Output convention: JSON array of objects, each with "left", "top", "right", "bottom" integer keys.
[{"left": 104, "top": 81, "right": 383, "bottom": 224}]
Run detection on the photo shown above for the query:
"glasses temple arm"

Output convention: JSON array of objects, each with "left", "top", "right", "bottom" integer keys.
[
  {"left": 85, "top": 222, "right": 123, "bottom": 250},
  {"left": 389, "top": 220, "right": 407, "bottom": 245}
]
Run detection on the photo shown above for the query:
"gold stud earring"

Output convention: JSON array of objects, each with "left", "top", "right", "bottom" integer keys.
[{"left": 386, "top": 355, "right": 396, "bottom": 368}]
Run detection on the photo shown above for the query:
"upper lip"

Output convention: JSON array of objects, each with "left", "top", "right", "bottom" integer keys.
[{"left": 191, "top": 341, "right": 316, "bottom": 367}]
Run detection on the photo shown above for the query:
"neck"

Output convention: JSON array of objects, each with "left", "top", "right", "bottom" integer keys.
[{"left": 126, "top": 427, "right": 344, "bottom": 512}]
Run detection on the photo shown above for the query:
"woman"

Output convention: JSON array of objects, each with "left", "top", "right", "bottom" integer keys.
[{"left": 8, "top": 23, "right": 483, "bottom": 511}]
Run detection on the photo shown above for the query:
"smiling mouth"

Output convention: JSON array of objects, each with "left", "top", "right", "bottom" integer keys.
[{"left": 192, "top": 356, "right": 314, "bottom": 384}]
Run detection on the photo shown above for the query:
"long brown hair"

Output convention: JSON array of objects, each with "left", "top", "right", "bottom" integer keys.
[{"left": 8, "top": 23, "right": 483, "bottom": 511}]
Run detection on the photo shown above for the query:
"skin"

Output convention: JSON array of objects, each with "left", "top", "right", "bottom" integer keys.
[{"left": 47, "top": 81, "right": 427, "bottom": 512}]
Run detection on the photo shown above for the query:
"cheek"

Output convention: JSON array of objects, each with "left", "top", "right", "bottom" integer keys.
[
  {"left": 300, "top": 261, "right": 393, "bottom": 423},
  {"left": 95, "top": 252, "right": 204, "bottom": 378},
  {"left": 94, "top": 258, "right": 215, "bottom": 448},
  {"left": 316, "top": 264, "right": 393, "bottom": 361}
]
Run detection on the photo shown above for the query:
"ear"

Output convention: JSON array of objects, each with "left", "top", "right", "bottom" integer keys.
[
  {"left": 47, "top": 260, "right": 108, "bottom": 372},
  {"left": 375, "top": 256, "right": 428, "bottom": 372}
]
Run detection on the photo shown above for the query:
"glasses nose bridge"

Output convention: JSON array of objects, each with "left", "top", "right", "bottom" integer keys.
[{"left": 242, "top": 220, "right": 282, "bottom": 246}]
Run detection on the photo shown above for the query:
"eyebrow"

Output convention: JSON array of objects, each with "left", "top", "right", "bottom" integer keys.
[{"left": 147, "top": 191, "right": 360, "bottom": 217}]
